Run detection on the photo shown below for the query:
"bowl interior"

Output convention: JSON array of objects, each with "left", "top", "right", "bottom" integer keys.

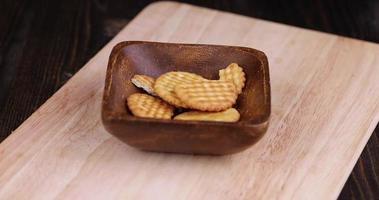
[{"left": 104, "top": 41, "right": 270, "bottom": 125}]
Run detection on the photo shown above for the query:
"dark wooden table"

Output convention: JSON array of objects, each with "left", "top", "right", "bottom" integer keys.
[{"left": 0, "top": 0, "right": 378, "bottom": 199}]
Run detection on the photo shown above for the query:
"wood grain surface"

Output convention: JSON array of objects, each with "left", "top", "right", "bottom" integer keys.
[
  {"left": 0, "top": 2, "right": 378, "bottom": 199},
  {"left": 1, "top": 1, "right": 379, "bottom": 199}
]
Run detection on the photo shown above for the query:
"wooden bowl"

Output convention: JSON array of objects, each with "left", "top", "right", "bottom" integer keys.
[{"left": 102, "top": 41, "right": 271, "bottom": 155}]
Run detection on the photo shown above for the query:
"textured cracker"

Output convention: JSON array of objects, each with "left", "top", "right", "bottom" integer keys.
[
  {"left": 219, "top": 63, "right": 246, "bottom": 94},
  {"left": 127, "top": 93, "right": 174, "bottom": 119},
  {"left": 154, "top": 71, "right": 206, "bottom": 108},
  {"left": 174, "top": 80, "right": 238, "bottom": 111},
  {"left": 131, "top": 75, "right": 156, "bottom": 96},
  {"left": 174, "top": 108, "right": 240, "bottom": 122}
]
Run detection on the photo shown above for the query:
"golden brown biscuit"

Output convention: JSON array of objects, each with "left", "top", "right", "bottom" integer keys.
[
  {"left": 131, "top": 74, "right": 156, "bottom": 96},
  {"left": 174, "top": 80, "right": 238, "bottom": 111},
  {"left": 219, "top": 63, "right": 246, "bottom": 94},
  {"left": 174, "top": 108, "right": 240, "bottom": 122},
  {"left": 127, "top": 93, "right": 174, "bottom": 119},
  {"left": 154, "top": 71, "right": 206, "bottom": 108}
]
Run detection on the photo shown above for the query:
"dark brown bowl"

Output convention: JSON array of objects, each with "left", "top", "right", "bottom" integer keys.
[{"left": 101, "top": 41, "right": 270, "bottom": 155}]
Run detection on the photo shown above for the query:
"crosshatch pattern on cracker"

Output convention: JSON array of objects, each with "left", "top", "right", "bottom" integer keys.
[
  {"left": 219, "top": 63, "right": 246, "bottom": 94},
  {"left": 154, "top": 71, "right": 207, "bottom": 108},
  {"left": 127, "top": 93, "right": 174, "bottom": 119},
  {"left": 174, "top": 80, "right": 238, "bottom": 112}
]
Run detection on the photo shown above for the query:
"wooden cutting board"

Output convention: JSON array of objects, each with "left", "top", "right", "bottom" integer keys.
[{"left": 0, "top": 2, "right": 378, "bottom": 199}]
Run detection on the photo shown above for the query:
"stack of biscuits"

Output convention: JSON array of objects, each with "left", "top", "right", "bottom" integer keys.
[{"left": 127, "top": 63, "right": 245, "bottom": 122}]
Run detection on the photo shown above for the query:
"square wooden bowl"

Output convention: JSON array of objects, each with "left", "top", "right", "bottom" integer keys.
[{"left": 102, "top": 41, "right": 271, "bottom": 155}]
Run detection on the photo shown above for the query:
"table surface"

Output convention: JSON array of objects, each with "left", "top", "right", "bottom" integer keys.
[{"left": 0, "top": 0, "right": 378, "bottom": 199}]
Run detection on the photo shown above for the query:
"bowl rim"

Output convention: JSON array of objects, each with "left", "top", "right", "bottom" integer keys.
[{"left": 102, "top": 41, "right": 271, "bottom": 128}]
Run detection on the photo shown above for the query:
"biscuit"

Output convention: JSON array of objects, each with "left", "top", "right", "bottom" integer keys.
[
  {"left": 174, "top": 108, "right": 240, "bottom": 122},
  {"left": 174, "top": 80, "right": 238, "bottom": 111},
  {"left": 154, "top": 71, "right": 206, "bottom": 108},
  {"left": 127, "top": 93, "right": 174, "bottom": 119},
  {"left": 219, "top": 63, "right": 246, "bottom": 94},
  {"left": 131, "top": 74, "right": 156, "bottom": 96}
]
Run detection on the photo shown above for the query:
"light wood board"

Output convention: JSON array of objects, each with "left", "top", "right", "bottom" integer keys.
[{"left": 1, "top": 2, "right": 379, "bottom": 200}]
